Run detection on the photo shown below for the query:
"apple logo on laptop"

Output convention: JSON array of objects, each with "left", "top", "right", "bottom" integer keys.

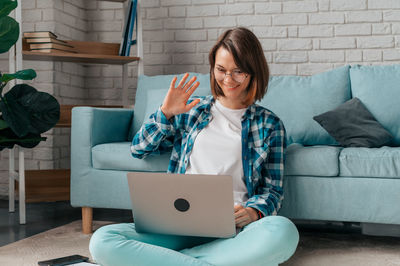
[{"left": 174, "top": 198, "right": 190, "bottom": 212}]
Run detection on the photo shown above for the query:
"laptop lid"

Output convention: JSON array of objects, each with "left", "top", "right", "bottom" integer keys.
[{"left": 127, "top": 172, "right": 236, "bottom": 238}]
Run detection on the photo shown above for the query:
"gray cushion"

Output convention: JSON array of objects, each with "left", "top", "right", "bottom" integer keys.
[
  {"left": 313, "top": 97, "right": 393, "bottom": 148},
  {"left": 285, "top": 144, "right": 342, "bottom": 177},
  {"left": 339, "top": 147, "right": 400, "bottom": 178}
]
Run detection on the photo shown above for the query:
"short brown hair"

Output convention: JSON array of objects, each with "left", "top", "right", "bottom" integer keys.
[{"left": 209, "top": 27, "right": 269, "bottom": 106}]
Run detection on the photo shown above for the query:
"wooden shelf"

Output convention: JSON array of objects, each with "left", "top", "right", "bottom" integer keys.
[
  {"left": 15, "top": 169, "right": 70, "bottom": 203},
  {"left": 23, "top": 39, "right": 139, "bottom": 64}
]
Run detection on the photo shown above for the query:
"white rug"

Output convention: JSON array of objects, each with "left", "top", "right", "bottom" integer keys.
[
  {"left": 282, "top": 231, "right": 400, "bottom": 266},
  {"left": 0, "top": 220, "right": 111, "bottom": 266},
  {"left": 1, "top": 221, "right": 399, "bottom": 266}
]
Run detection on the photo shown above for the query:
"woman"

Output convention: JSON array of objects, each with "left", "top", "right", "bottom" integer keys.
[{"left": 90, "top": 27, "right": 299, "bottom": 266}]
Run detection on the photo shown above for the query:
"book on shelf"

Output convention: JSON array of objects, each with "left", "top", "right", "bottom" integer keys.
[
  {"left": 119, "top": 0, "right": 137, "bottom": 56},
  {"left": 30, "top": 42, "right": 74, "bottom": 51},
  {"left": 23, "top": 31, "right": 57, "bottom": 39},
  {"left": 26, "top": 37, "right": 68, "bottom": 45},
  {"left": 125, "top": 0, "right": 137, "bottom": 56},
  {"left": 30, "top": 48, "right": 77, "bottom": 54},
  {"left": 118, "top": 0, "right": 132, "bottom": 56}
]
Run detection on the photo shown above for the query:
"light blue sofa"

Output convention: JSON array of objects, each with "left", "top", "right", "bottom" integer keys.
[{"left": 71, "top": 65, "right": 400, "bottom": 236}]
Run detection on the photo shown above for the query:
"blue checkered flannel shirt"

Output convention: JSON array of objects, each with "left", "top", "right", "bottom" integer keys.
[{"left": 131, "top": 95, "right": 287, "bottom": 217}]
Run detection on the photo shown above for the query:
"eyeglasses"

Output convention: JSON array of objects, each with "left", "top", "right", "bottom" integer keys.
[{"left": 214, "top": 67, "right": 248, "bottom": 83}]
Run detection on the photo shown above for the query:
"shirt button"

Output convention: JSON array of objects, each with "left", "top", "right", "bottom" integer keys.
[{"left": 244, "top": 156, "right": 247, "bottom": 160}]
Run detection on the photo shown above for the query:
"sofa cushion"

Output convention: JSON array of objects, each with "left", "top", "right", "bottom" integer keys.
[
  {"left": 339, "top": 147, "right": 400, "bottom": 178},
  {"left": 260, "top": 66, "right": 351, "bottom": 145},
  {"left": 92, "top": 142, "right": 170, "bottom": 171},
  {"left": 313, "top": 97, "right": 393, "bottom": 148},
  {"left": 129, "top": 73, "right": 211, "bottom": 140},
  {"left": 350, "top": 64, "right": 400, "bottom": 146},
  {"left": 285, "top": 143, "right": 342, "bottom": 177}
]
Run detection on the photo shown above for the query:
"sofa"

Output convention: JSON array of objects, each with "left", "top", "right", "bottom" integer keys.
[{"left": 71, "top": 64, "right": 400, "bottom": 235}]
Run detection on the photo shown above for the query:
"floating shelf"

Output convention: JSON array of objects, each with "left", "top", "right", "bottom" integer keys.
[{"left": 23, "top": 39, "right": 139, "bottom": 65}]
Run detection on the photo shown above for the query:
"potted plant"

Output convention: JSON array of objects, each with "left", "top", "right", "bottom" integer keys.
[{"left": 0, "top": 0, "right": 60, "bottom": 150}]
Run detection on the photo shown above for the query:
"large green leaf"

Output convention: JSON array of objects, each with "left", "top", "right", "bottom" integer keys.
[
  {"left": 0, "top": 0, "right": 17, "bottom": 18},
  {"left": 0, "top": 92, "right": 30, "bottom": 137},
  {"left": 0, "top": 118, "right": 8, "bottom": 129},
  {"left": 0, "top": 127, "right": 46, "bottom": 151},
  {"left": 0, "top": 84, "right": 60, "bottom": 137},
  {"left": 0, "top": 15, "right": 19, "bottom": 54},
  {"left": 0, "top": 69, "right": 37, "bottom": 83},
  {"left": 22, "top": 91, "right": 60, "bottom": 134}
]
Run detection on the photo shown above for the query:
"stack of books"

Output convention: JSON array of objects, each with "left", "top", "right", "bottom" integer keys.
[{"left": 23, "top": 31, "right": 76, "bottom": 53}]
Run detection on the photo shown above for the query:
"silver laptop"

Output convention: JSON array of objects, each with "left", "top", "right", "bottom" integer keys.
[{"left": 127, "top": 172, "right": 236, "bottom": 238}]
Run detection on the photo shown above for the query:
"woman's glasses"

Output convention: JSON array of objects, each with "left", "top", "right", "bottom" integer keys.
[{"left": 214, "top": 67, "right": 248, "bottom": 83}]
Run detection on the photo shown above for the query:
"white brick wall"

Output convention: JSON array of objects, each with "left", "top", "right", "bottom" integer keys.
[{"left": 1, "top": 0, "right": 400, "bottom": 196}]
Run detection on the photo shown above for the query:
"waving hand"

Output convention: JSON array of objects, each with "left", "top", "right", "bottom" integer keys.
[{"left": 161, "top": 73, "right": 201, "bottom": 120}]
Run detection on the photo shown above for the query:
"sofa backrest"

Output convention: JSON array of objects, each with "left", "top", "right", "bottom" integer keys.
[
  {"left": 130, "top": 67, "right": 353, "bottom": 145},
  {"left": 350, "top": 64, "right": 400, "bottom": 146}
]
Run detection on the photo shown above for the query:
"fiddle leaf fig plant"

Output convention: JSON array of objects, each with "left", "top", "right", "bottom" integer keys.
[{"left": 0, "top": 0, "right": 60, "bottom": 151}]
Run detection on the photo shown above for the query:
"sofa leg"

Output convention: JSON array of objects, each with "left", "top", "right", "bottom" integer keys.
[{"left": 82, "top": 207, "right": 93, "bottom": 234}]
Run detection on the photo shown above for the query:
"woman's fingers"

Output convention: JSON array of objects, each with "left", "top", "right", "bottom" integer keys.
[
  {"left": 183, "top": 76, "right": 197, "bottom": 91},
  {"left": 184, "top": 99, "right": 200, "bottom": 112},
  {"left": 235, "top": 215, "right": 251, "bottom": 228},
  {"left": 170, "top": 76, "right": 178, "bottom": 89},
  {"left": 177, "top": 73, "right": 190, "bottom": 89},
  {"left": 185, "top": 81, "right": 200, "bottom": 96}
]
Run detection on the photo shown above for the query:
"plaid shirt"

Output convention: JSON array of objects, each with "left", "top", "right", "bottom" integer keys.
[{"left": 131, "top": 95, "right": 286, "bottom": 217}]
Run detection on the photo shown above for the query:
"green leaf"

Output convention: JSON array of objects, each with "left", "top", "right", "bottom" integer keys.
[
  {"left": 0, "top": 0, "right": 17, "bottom": 18},
  {"left": 0, "top": 118, "right": 8, "bottom": 130},
  {"left": 0, "top": 69, "right": 37, "bottom": 83},
  {"left": 0, "top": 127, "right": 46, "bottom": 151},
  {"left": 0, "top": 84, "right": 60, "bottom": 137},
  {"left": 22, "top": 91, "right": 60, "bottom": 134},
  {"left": 0, "top": 90, "right": 30, "bottom": 137},
  {"left": 0, "top": 15, "right": 19, "bottom": 54}
]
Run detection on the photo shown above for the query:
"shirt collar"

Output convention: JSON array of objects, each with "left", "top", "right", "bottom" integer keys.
[
  {"left": 205, "top": 96, "right": 256, "bottom": 120},
  {"left": 243, "top": 103, "right": 256, "bottom": 120},
  {"left": 197, "top": 95, "right": 215, "bottom": 114}
]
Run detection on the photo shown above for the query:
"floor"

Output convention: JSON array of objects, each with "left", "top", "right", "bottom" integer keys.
[
  {"left": 1, "top": 199, "right": 399, "bottom": 258},
  {"left": 0, "top": 199, "right": 132, "bottom": 247}
]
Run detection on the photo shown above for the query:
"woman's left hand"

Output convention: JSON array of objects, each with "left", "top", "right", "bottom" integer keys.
[{"left": 234, "top": 205, "right": 259, "bottom": 228}]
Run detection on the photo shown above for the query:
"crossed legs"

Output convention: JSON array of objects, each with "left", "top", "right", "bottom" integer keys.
[{"left": 89, "top": 216, "right": 299, "bottom": 266}]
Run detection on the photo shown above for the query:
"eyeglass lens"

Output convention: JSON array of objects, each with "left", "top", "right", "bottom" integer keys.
[{"left": 214, "top": 69, "right": 246, "bottom": 83}]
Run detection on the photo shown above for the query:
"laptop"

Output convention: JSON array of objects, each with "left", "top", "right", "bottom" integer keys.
[{"left": 127, "top": 172, "right": 236, "bottom": 238}]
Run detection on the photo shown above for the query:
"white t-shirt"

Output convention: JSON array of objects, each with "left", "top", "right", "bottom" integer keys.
[{"left": 185, "top": 100, "right": 249, "bottom": 205}]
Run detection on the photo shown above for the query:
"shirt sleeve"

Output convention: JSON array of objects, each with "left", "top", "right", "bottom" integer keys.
[
  {"left": 245, "top": 119, "right": 286, "bottom": 217},
  {"left": 130, "top": 107, "right": 176, "bottom": 159}
]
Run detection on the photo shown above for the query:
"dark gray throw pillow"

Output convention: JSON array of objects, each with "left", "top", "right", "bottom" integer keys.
[{"left": 313, "top": 97, "right": 393, "bottom": 148}]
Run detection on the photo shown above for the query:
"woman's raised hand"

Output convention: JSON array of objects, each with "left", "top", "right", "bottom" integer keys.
[{"left": 161, "top": 73, "right": 201, "bottom": 120}]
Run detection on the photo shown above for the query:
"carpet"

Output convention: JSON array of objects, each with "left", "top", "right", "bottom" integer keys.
[
  {"left": 282, "top": 231, "right": 400, "bottom": 266},
  {"left": 0, "top": 220, "right": 111, "bottom": 266},
  {"left": 1, "top": 221, "right": 399, "bottom": 266}
]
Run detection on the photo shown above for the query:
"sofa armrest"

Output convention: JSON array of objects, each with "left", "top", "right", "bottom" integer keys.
[{"left": 71, "top": 107, "right": 134, "bottom": 169}]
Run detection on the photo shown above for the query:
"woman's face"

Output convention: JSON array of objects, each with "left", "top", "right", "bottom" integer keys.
[{"left": 214, "top": 47, "right": 251, "bottom": 109}]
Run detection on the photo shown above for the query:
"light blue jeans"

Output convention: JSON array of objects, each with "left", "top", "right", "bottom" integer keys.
[{"left": 89, "top": 215, "right": 299, "bottom": 266}]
